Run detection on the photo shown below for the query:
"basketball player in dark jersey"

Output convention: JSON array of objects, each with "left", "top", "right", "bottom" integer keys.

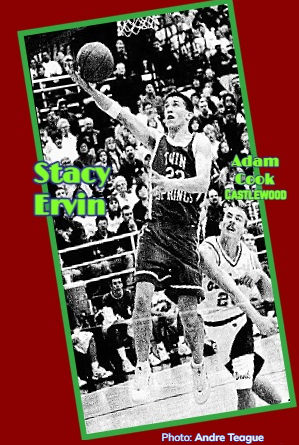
[{"left": 69, "top": 71, "right": 278, "bottom": 405}]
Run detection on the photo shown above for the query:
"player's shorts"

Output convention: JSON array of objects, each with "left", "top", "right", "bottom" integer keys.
[
  {"left": 135, "top": 221, "right": 204, "bottom": 303},
  {"left": 204, "top": 313, "right": 264, "bottom": 390}
]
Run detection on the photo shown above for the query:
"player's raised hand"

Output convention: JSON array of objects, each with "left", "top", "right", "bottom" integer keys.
[
  {"left": 239, "top": 270, "right": 261, "bottom": 288},
  {"left": 256, "top": 315, "right": 278, "bottom": 337},
  {"left": 65, "top": 65, "right": 95, "bottom": 95}
]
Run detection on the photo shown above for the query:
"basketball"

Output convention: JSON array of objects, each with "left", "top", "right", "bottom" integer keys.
[{"left": 76, "top": 42, "right": 114, "bottom": 83}]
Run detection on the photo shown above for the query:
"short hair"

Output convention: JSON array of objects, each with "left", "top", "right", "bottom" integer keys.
[
  {"left": 224, "top": 205, "right": 249, "bottom": 228},
  {"left": 135, "top": 182, "right": 148, "bottom": 196},
  {"left": 164, "top": 90, "right": 193, "bottom": 113},
  {"left": 85, "top": 117, "right": 93, "bottom": 125},
  {"left": 95, "top": 215, "right": 108, "bottom": 225},
  {"left": 76, "top": 136, "right": 92, "bottom": 151},
  {"left": 113, "top": 175, "right": 127, "bottom": 188},
  {"left": 57, "top": 118, "right": 70, "bottom": 130},
  {"left": 121, "top": 205, "right": 132, "bottom": 213}
]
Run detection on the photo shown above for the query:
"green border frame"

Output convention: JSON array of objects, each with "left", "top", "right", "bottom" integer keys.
[{"left": 18, "top": 0, "right": 296, "bottom": 440}]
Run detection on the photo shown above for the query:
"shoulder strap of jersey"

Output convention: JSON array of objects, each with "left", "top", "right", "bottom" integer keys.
[{"left": 202, "top": 236, "right": 221, "bottom": 266}]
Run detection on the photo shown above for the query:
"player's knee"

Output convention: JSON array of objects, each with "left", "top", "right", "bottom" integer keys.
[{"left": 134, "top": 281, "right": 154, "bottom": 312}]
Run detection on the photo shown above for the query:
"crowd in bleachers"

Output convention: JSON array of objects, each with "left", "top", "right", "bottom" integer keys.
[{"left": 29, "top": 5, "right": 269, "bottom": 391}]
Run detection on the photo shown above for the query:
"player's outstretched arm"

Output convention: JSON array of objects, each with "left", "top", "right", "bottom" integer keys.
[
  {"left": 69, "top": 70, "right": 157, "bottom": 150},
  {"left": 239, "top": 254, "right": 274, "bottom": 302},
  {"left": 199, "top": 244, "right": 278, "bottom": 336}
]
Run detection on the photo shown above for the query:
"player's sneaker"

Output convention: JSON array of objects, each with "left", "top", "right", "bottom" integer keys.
[
  {"left": 122, "top": 358, "right": 135, "bottom": 374},
  {"left": 149, "top": 352, "right": 162, "bottom": 366},
  {"left": 132, "top": 361, "right": 152, "bottom": 403},
  {"left": 204, "top": 338, "right": 218, "bottom": 356},
  {"left": 92, "top": 364, "right": 113, "bottom": 380},
  {"left": 157, "top": 343, "right": 170, "bottom": 362},
  {"left": 191, "top": 360, "right": 210, "bottom": 404},
  {"left": 78, "top": 377, "right": 87, "bottom": 388},
  {"left": 178, "top": 340, "right": 192, "bottom": 356}
]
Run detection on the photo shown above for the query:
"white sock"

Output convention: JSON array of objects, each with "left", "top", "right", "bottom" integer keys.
[
  {"left": 137, "top": 360, "right": 149, "bottom": 369},
  {"left": 117, "top": 347, "right": 127, "bottom": 361},
  {"left": 91, "top": 361, "right": 99, "bottom": 371},
  {"left": 191, "top": 359, "right": 204, "bottom": 369}
]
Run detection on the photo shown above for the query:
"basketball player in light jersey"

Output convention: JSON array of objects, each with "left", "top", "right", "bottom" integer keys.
[
  {"left": 69, "top": 71, "right": 277, "bottom": 405},
  {"left": 199, "top": 205, "right": 281, "bottom": 409}
]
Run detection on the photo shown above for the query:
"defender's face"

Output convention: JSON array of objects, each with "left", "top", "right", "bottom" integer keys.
[
  {"left": 164, "top": 96, "right": 190, "bottom": 129},
  {"left": 221, "top": 208, "right": 246, "bottom": 239}
]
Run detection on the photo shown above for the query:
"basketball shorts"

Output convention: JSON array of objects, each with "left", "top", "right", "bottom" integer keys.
[
  {"left": 135, "top": 221, "right": 204, "bottom": 303},
  {"left": 204, "top": 313, "right": 264, "bottom": 389}
]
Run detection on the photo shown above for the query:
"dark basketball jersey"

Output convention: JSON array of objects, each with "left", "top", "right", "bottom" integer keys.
[{"left": 150, "top": 134, "right": 203, "bottom": 226}]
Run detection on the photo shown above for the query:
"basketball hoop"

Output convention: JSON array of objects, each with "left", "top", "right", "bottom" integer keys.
[{"left": 117, "top": 16, "right": 160, "bottom": 37}]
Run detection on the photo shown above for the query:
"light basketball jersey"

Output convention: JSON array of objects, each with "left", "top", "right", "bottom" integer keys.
[{"left": 200, "top": 236, "right": 262, "bottom": 323}]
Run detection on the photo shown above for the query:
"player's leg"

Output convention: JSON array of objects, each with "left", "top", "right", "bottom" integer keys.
[
  {"left": 237, "top": 388, "right": 256, "bottom": 409},
  {"left": 252, "top": 376, "right": 282, "bottom": 404},
  {"left": 131, "top": 280, "right": 155, "bottom": 401},
  {"left": 229, "top": 318, "right": 259, "bottom": 410},
  {"left": 133, "top": 281, "right": 155, "bottom": 362},
  {"left": 178, "top": 295, "right": 204, "bottom": 364},
  {"left": 178, "top": 295, "right": 210, "bottom": 404}
]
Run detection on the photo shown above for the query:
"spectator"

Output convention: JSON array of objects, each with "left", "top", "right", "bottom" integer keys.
[
  {"left": 112, "top": 176, "right": 139, "bottom": 210},
  {"left": 133, "top": 183, "right": 149, "bottom": 229},
  {"left": 113, "top": 39, "right": 132, "bottom": 75},
  {"left": 140, "top": 83, "right": 164, "bottom": 119},
  {"left": 117, "top": 205, "right": 138, "bottom": 250},
  {"left": 44, "top": 110, "right": 59, "bottom": 138},
  {"left": 110, "top": 62, "right": 140, "bottom": 113},
  {"left": 118, "top": 144, "right": 145, "bottom": 190},
  {"left": 73, "top": 137, "right": 96, "bottom": 168},
  {"left": 216, "top": 139, "right": 234, "bottom": 170},
  {"left": 209, "top": 42, "right": 233, "bottom": 78},
  {"left": 97, "top": 277, "right": 136, "bottom": 374},
  {"left": 202, "top": 68, "right": 225, "bottom": 96},
  {"left": 148, "top": 38, "right": 178, "bottom": 86},
  {"left": 220, "top": 106, "right": 243, "bottom": 154},
  {"left": 136, "top": 100, "right": 164, "bottom": 133},
  {"left": 106, "top": 196, "right": 123, "bottom": 234},
  {"left": 103, "top": 136, "right": 122, "bottom": 175},
  {"left": 150, "top": 291, "right": 180, "bottom": 367},
  {"left": 67, "top": 304, "right": 112, "bottom": 391},
  {"left": 203, "top": 124, "right": 220, "bottom": 161},
  {"left": 30, "top": 58, "right": 38, "bottom": 80},
  {"left": 80, "top": 117, "right": 101, "bottom": 151},
  {"left": 188, "top": 116, "right": 202, "bottom": 134},
  {"left": 42, "top": 51, "right": 63, "bottom": 78},
  {"left": 86, "top": 215, "right": 117, "bottom": 279},
  {"left": 197, "top": 97, "right": 215, "bottom": 128},
  {"left": 56, "top": 118, "right": 78, "bottom": 163},
  {"left": 242, "top": 231, "right": 258, "bottom": 253},
  {"left": 204, "top": 188, "right": 224, "bottom": 238},
  {"left": 57, "top": 98, "right": 80, "bottom": 136}
]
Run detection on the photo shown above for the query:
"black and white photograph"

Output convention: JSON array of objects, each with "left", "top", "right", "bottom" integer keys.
[{"left": 20, "top": 1, "right": 293, "bottom": 439}]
